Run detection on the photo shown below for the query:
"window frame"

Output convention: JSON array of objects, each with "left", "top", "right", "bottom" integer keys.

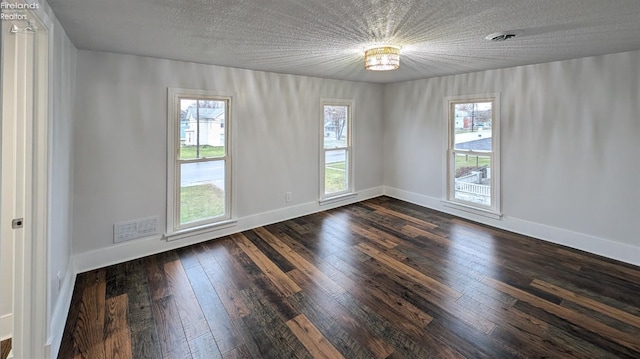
[
  {"left": 319, "top": 98, "right": 354, "bottom": 201},
  {"left": 166, "top": 88, "right": 235, "bottom": 237},
  {"left": 444, "top": 93, "right": 501, "bottom": 217}
]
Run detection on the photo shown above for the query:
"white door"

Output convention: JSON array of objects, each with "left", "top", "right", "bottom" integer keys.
[
  {"left": 1, "top": 18, "right": 29, "bottom": 343},
  {"left": 1, "top": 16, "right": 40, "bottom": 358},
  {"left": 0, "top": 20, "right": 13, "bottom": 343}
]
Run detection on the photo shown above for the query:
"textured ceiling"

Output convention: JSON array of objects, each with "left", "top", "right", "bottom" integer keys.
[{"left": 48, "top": 0, "right": 640, "bottom": 83}]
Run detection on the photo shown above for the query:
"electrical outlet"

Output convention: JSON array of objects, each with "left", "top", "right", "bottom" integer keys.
[{"left": 285, "top": 192, "right": 292, "bottom": 202}]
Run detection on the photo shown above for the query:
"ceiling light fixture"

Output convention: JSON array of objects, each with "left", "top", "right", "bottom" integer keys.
[{"left": 364, "top": 45, "right": 400, "bottom": 71}]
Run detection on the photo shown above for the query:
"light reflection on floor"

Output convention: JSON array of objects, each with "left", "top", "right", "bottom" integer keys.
[{"left": 445, "top": 222, "right": 510, "bottom": 330}]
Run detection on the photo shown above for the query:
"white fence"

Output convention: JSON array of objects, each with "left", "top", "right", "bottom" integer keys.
[{"left": 455, "top": 181, "right": 490, "bottom": 196}]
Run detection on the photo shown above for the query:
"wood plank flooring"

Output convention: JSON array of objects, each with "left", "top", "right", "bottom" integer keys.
[
  {"left": 0, "top": 338, "right": 10, "bottom": 359},
  {"left": 58, "top": 197, "right": 640, "bottom": 358}
]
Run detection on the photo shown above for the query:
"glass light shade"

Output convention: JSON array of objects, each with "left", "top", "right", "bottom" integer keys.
[{"left": 364, "top": 46, "right": 400, "bottom": 71}]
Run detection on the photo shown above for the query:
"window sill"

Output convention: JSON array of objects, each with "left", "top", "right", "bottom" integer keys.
[
  {"left": 319, "top": 192, "right": 357, "bottom": 206},
  {"left": 164, "top": 219, "right": 237, "bottom": 242},
  {"left": 442, "top": 201, "right": 502, "bottom": 220}
]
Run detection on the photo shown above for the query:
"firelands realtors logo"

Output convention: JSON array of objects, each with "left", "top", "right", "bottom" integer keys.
[{"left": 1, "top": 2, "right": 39, "bottom": 20}]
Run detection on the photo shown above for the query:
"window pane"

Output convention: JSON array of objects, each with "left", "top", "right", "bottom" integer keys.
[
  {"left": 323, "top": 105, "right": 348, "bottom": 149},
  {"left": 453, "top": 153, "right": 491, "bottom": 206},
  {"left": 180, "top": 99, "right": 226, "bottom": 160},
  {"left": 180, "top": 160, "right": 225, "bottom": 225},
  {"left": 453, "top": 102, "right": 492, "bottom": 151},
  {"left": 325, "top": 149, "right": 347, "bottom": 194}
]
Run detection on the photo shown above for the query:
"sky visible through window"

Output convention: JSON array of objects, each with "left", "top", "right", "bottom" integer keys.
[{"left": 181, "top": 99, "right": 196, "bottom": 110}]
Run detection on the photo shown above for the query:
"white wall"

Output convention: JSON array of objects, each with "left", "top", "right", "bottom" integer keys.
[
  {"left": 384, "top": 50, "right": 640, "bottom": 264},
  {"left": 48, "top": 0, "right": 77, "bottom": 338},
  {"left": 72, "top": 51, "right": 384, "bottom": 264},
  {"left": 46, "top": 0, "right": 77, "bottom": 346},
  {"left": 71, "top": 49, "right": 640, "bottom": 268}
]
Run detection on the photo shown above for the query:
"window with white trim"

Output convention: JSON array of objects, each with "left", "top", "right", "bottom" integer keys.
[
  {"left": 446, "top": 94, "right": 500, "bottom": 214},
  {"left": 321, "top": 99, "right": 353, "bottom": 199},
  {"left": 167, "top": 88, "right": 232, "bottom": 234}
]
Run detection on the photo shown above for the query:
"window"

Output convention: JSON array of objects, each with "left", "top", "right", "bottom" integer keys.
[
  {"left": 320, "top": 99, "right": 353, "bottom": 199},
  {"left": 446, "top": 94, "right": 500, "bottom": 214},
  {"left": 167, "top": 88, "right": 232, "bottom": 234}
]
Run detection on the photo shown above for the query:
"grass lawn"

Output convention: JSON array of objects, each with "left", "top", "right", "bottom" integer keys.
[
  {"left": 180, "top": 183, "right": 225, "bottom": 224},
  {"left": 455, "top": 154, "right": 491, "bottom": 169},
  {"left": 180, "top": 145, "right": 225, "bottom": 160},
  {"left": 325, "top": 161, "right": 347, "bottom": 193}
]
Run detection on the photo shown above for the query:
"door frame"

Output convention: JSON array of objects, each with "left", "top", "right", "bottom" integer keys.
[{"left": 1, "top": 3, "right": 52, "bottom": 358}]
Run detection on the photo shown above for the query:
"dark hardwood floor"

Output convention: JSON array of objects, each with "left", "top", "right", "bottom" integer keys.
[
  {"left": 58, "top": 197, "right": 640, "bottom": 358},
  {"left": 0, "top": 338, "right": 10, "bottom": 359}
]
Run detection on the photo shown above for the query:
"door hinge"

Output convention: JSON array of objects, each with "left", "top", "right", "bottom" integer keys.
[{"left": 12, "top": 218, "right": 24, "bottom": 229}]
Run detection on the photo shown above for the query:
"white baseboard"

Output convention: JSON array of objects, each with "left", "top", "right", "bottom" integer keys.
[
  {"left": 46, "top": 260, "right": 77, "bottom": 359},
  {"left": 1, "top": 313, "right": 12, "bottom": 341},
  {"left": 383, "top": 186, "right": 640, "bottom": 267},
  {"left": 74, "top": 186, "right": 384, "bottom": 273}
]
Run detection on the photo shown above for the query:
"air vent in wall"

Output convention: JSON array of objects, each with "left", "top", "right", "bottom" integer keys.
[
  {"left": 114, "top": 216, "right": 159, "bottom": 243},
  {"left": 485, "top": 32, "right": 520, "bottom": 42}
]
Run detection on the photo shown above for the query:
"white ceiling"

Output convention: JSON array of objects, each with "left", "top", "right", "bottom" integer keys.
[{"left": 47, "top": 0, "right": 640, "bottom": 83}]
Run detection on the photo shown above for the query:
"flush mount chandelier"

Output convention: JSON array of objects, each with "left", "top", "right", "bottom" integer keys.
[{"left": 364, "top": 45, "right": 400, "bottom": 71}]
